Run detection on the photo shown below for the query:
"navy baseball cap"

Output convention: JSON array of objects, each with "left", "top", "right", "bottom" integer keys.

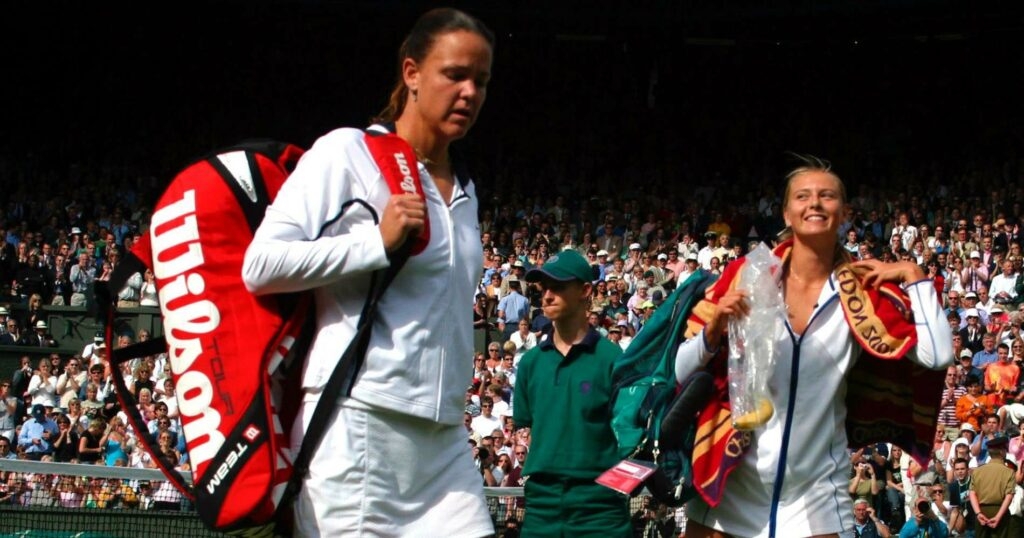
[{"left": 525, "top": 250, "right": 592, "bottom": 283}]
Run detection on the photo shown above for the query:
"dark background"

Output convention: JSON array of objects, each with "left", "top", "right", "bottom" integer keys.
[{"left": 3, "top": 1, "right": 1023, "bottom": 200}]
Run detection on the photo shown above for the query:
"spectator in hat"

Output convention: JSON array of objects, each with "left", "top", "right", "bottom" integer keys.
[
  {"left": 81, "top": 332, "right": 104, "bottom": 363},
  {"left": 626, "top": 282, "right": 650, "bottom": 323},
  {"left": 602, "top": 287, "right": 628, "bottom": 320},
  {"left": 606, "top": 324, "right": 626, "bottom": 349},
  {"left": 999, "top": 404, "right": 1024, "bottom": 452},
  {"left": 969, "top": 433, "right": 1016, "bottom": 536},
  {"left": 986, "top": 305, "right": 1012, "bottom": 344},
  {"left": 961, "top": 309, "right": 988, "bottom": 354},
  {"left": 963, "top": 290, "right": 991, "bottom": 325},
  {"left": 917, "top": 470, "right": 954, "bottom": 528},
  {"left": 513, "top": 248, "right": 630, "bottom": 536},
  {"left": 642, "top": 269, "right": 667, "bottom": 300},
  {"left": 500, "top": 260, "right": 527, "bottom": 297},
  {"left": 0, "top": 306, "right": 10, "bottom": 337},
  {"left": 637, "top": 299, "right": 658, "bottom": 328},
  {"left": 653, "top": 252, "right": 676, "bottom": 288},
  {"left": 593, "top": 250, "right": 611, "bottom": 281},
  {"left": 21, "top": 320, "right": 56, "bottom": 348},
  {"left": 948, "top": 432, "right": 978, "bottom": 477},
  {"left": 958, "top": 349, "right": 985, "bottom": 388},
  {"left": 1002, "top": 453, "right": 1024, "bottom": 537},
  {"left": 697, "top": 231, "right": 718, "bottom": 270},
  {"left": 18, "top": 404, "right": 57, "bottom": 460},
  {"left": 624, "top": 242, "right": 644, "bottom": 274},
  {"left": 677, "top": 252, "right": 700, "bottom": 283},
  {"left": 962, "top": 251, "right": 990, "bottom": 294}
]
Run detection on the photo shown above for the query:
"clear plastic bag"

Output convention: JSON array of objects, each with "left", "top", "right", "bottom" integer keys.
[{"left": 727, "top": 243, "right": 783, "bottom": 430}]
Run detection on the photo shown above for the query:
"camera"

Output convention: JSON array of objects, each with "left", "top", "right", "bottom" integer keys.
[{"left": 917, "top": 500, "right": 931, "bottom": 515}]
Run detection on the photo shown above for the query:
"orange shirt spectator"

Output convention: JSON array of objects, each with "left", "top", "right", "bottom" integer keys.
[{"left": 956, "top": 375, "right": 997, "bottom": 431}]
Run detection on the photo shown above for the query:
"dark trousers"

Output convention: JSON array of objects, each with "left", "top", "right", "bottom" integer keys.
[{"left": 522, "top": 475, "right": 631, "bottom": 537}]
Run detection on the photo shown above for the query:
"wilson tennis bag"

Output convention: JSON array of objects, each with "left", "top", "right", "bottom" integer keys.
[{"left": 97, "top": 130, "right": 428, "bottom": 536}]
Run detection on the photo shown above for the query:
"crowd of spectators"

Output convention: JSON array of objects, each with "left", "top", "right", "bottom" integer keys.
[
  {"left": 7, "top": 158, "right": 1024, "bottom": 534},
  {"left": 6, "top": 160, "right": 1024, "bottom": 530},
  {"left": 0, "top": 206, "right": 187, "bottom": 511}
]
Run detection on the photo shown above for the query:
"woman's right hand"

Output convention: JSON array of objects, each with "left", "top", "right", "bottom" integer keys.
[
  {"left": 380, "top": 193, "right": 427, "bottom": 254},
  {"left": 705, "top": 289, "right": 749, "bottom": 348}
]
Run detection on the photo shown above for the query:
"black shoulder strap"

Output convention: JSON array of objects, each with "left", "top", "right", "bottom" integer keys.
[
  {"left": 278, "top": 243, "right": 412, "bottom": 513},
  {"left": 278, "top": 126, "right": 423, "bottom": 518}
]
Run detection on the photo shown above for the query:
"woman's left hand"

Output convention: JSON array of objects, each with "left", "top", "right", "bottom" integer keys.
[{"left": 852, "top": 259, "right": 926, "bottom": 288}]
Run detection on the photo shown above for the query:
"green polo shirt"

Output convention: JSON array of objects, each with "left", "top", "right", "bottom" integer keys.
[{"left": 513, "top": 327, "right": 622, "bottom": 479}]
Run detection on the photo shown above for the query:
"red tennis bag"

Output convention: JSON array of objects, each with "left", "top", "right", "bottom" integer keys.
[{"left": 99, "top": 132, "right": 427, "bottom": 535}]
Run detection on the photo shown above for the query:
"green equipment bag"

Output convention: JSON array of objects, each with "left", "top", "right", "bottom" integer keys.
[{"left": 608, "top": 270, "right": 716, "bottom": 507}]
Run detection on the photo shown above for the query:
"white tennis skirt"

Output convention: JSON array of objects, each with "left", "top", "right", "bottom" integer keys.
[{"left": 292, "top": 398, "right": 494, "bottom": 537}]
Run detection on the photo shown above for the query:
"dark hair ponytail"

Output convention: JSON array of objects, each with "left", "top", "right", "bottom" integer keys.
[{"left": 373, "top": 8, "right": 494, "bottom": 125}]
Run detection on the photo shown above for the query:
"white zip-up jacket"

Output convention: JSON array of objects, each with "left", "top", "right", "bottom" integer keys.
[
  {"left": 242, "top": 125, "right": 481, "bottom": 425},
  {"left": 676, "top": 277, "right": 952, "bottom": 537}
]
